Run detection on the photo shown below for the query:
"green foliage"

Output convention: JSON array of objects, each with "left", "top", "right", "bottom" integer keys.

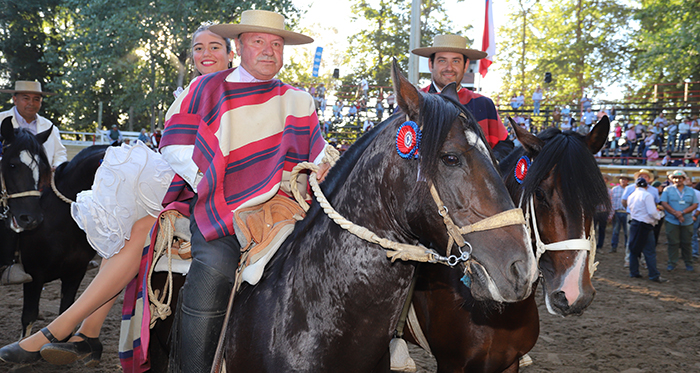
[
  {"left": 4, "top": 0, "right": 298, "bottom": 131},
  {"left": 345, "top": 0, "right": 466, "bottom": 90},
  {"left": 497, "top": 0, "right": 633, "bottom": 110},
  {"left": 632, "top": 0, "right": 700, "bottom": 97}
]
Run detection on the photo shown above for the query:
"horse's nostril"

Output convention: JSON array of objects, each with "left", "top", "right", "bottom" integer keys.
[{"left": 551, "top": 290, "right": 570, "bottom": 310}]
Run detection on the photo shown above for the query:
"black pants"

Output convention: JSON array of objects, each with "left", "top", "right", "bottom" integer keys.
[{"left": 172, "top": 196, "right": 241, "bottom": 373}]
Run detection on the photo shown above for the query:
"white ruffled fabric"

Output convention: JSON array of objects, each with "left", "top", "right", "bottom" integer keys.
[{"left": 71, "top": 141, "right": 175, "bottom": 259}]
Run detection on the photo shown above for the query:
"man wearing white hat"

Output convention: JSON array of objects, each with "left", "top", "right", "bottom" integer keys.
[
  {"left": 160, "top": 10, "right": 329, "bottom": 372},
  {"left": 412, "top": 34, "right": 508, "bottom": 150},
  {"left": 0, "top": 81, "right": 67, "bottom": 168},
  {"left": 0, "top": 81, "right": 67, "bottom": 286}
]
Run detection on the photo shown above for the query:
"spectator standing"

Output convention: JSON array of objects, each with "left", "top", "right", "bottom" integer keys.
[
  {"left": 667, "top": 120, "right": 678, "bottom": 152},
  {"left": 609, "top": 106, "right": 617, "bottom": 122},
  {"left": 582, "top": 107, "right": 596, "bottom": 128},
  {"left": 619, "top": 139, "right": 631, "bottom": 165},
  {"left": 610, "top": 176, "right": 631, "bottom": 252},
  {"left": 652, "top": 112, "right": 667, "bottom": 129},
  {"left": 580, "top": 94, "right": 592, "bottom": 111},
  {"left": 678, "top": 117, "right": 691, "bottom": 152},
  {"left": 359, "top": 77, "right": 369, "bottom": 99},
  {"left": 627, "top": 177, "right": 665, "bottom": 282},
  {"left": 660, "top": 170, "right": 698, "bottom": 272},
  {"left": 622, "top": 169, "right": 660, "bottom": 267},
  {"left": 689, "top": 116, "right": 700, "bottom": 154},
  {"left": 376, "top": 100, "right": 384, "bottom": 121},
  {"left": 561, "top": 105, "right": 571, "bottom": 124},
  {"left": 532, "top": 86, "right": 543, "bottom": 115},
  {"left": 651, "top": 180, "right": 666, "bottom": 244},
  {"left": 108, "top": 125, "right": 123, "bottom": 145}
]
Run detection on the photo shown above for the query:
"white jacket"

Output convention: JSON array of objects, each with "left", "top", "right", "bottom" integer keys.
[{"left": 0, "top": 108, "right": 68, "bottom": 168}]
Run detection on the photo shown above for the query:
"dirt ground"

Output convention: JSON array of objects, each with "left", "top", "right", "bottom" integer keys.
[{"left": 1, "top": 222, "right": 699, "bottom": 373}]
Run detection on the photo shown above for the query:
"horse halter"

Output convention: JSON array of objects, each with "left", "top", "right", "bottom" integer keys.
[
  {"left": 429, "top": 184, "right": 526, "bottom": 267},
  {"left": 522, "top": 194, "right": 597, "bottom": 277},
  {"left": 0, "top": 147, "right": 43, "bottom": 220}
]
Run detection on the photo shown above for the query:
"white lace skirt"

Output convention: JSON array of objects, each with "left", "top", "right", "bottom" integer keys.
[{"left": 71, "top": 141, "right": 175, "bottom": 259}]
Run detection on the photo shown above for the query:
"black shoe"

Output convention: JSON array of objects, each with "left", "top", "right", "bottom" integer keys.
[
  {"left": 650, "top": 277, "right": 668, "bottom": 283},
  {"left": 609, "top": 248, "right": 617, "bottom": 253},
  {"left": 631, "top": 274, "right": 642, "bottom": 278},
  {"left": 0, "top": 327, "right": 59, "bottom": 364},
  {"left": 40, "top": 332, "right": 102, "bottom": 367}
]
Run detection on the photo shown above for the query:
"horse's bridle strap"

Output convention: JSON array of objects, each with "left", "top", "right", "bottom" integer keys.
[
  {"left": 429, "top": 184, "right": 526, "bottom": 251},
  {"left": 0, "top": 167, "right": 42, "bottom": 220}
]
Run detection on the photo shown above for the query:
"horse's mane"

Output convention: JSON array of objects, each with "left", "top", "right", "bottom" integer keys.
[
  {"left": 502, "top": 127, "right": 611, "bottom": 224},
  {"left": 2, "top": 128, "right": 51, "bottom": 186},
  {"left": 55, "top": 144, "right": 109, "bottom": 177}
]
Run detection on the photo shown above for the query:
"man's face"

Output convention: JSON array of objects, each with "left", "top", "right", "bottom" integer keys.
[
  {"left": 235, "top": 32, "right": 284, "bottom": 80},
  {"left": 428, "top": 52, "right": 467, "bottom": 91},
  {"left": 639, "top": 173, "right": 651, "bottom": 183},
  {"left": 13, "top": 93, "right": 43, "bottom": 121},
  {"left": 672, "top": 175, "right": 685, "bottom": 188},
  {"left": 620, "top": 178, "right": 629, "bottom": 187}
]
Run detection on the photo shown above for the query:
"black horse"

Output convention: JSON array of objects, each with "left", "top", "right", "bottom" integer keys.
[
  {"left": 214, "top": 63, "right": 538, "bottom": 372},
  {"left": 16, "top": 145, "right": 107, "bottom": 338},
  {"left": 0, "top": 117, "right": 52, "bottom": 232}
]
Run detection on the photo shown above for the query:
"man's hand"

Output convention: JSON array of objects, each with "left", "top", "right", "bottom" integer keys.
[{"left": 316, "top": 162, "right": 331, "bottom": 183}]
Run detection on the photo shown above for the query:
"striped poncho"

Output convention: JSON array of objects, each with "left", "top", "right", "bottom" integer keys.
[
  {"left": 160, "top": 69, "right": 327, "bottom": 241},
  {"left": 422, "top": 84, "right": 507, "bottom": 148}
]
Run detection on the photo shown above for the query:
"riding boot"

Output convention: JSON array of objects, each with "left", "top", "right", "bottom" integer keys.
[{"left": 174, "top": 258, "right": 232, "bottom": 373}]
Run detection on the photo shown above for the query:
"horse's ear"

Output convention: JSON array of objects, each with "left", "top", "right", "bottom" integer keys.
[
  {"left": 510, "top": 117, "right": 543, "bottom": 154},
  {"left": 36, "top": 125, "right": 53, "bottom": 144},
  {"left": 1, "top": 116, "right": 14, "bottom": 143},
  {"left": 391, "top": 59, "right": 421, "bottom": 119},
  {"left": 586, "top": 115, "right": 610, "bottom": 153},
  {"left": 440, "top": 82, "right": 460, "bottom": 102}
]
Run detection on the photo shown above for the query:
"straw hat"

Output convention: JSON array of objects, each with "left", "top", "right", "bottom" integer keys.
[
  {"left": 411, "top": 34, "right": 488, "bottom": 60},
  {"left": 633, "top": 169, "right": 655, "bottom": 182},
  {"left": 209, "top": 10, "right": 313, "bottom": 45},
  {"left": 0, "top": 80, "right": 55, "bottom": 96}
]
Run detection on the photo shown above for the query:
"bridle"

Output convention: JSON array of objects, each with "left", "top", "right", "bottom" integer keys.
[{"left": 0, "top": 153, "right": 42, "bottom": 221}]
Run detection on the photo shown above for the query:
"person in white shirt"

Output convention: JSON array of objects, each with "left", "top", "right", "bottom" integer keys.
[
  {"left": 532, "top": 86, "right": 543, "bottom": 115},
  {"left": 0, "top": 81, "right": 67, "bottom": 169},
  {"left": 627, "top": 177, "right": 665, "bottom": 282}
]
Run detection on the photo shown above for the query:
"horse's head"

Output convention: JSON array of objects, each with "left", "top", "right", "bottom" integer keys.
[
  {"left": 504, "top": 116, "right": 611, "bottom": 316},
  {"left": 388, "top": 62, "right": 537, "bottom": 303},
  {"left": 0, "top": 117, "right": 52, "bottom": 232}
]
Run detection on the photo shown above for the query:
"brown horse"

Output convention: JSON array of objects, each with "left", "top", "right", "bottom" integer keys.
[
  {"left": 212, "top": 64, "right": 539, "bottom": 372},
  {"left": 406, "top": 117, "right": 611, "bottom": 372}
]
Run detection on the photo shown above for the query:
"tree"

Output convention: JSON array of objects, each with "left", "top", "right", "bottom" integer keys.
[
  {"left": 40, "top": 0, "right": 299, "bottom": 131},
  {"left": 0, "top": 0, "right": 69, "bottom": 123},
  {"left": 496, "top": 0, "right": 633, "bottom": 110},
  {"left": 345, "top": 0, "right": 465, "bottom": 90}
]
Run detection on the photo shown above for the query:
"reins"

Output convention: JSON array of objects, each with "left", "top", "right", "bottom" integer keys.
[
  {"left": 289, "top": 163, "right": 526, "bottom": 268},
  {"left": 50, "top": 170, "right": 74, "bottom": 204}
]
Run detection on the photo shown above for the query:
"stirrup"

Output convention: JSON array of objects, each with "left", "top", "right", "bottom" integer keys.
[
  {"left": 1, "top": 263, "right": 33, "bottom": 285},
  {"left": 389, "top": 338, "right": 417, "bottom": 373}
]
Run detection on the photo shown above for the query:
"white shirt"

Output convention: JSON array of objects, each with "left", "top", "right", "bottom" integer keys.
[
  {"left": 628, "top": 187, "right": 661, "bottom": 225},
  {"left": 0, "top": 107, "right": 67, "bottom": 168}
]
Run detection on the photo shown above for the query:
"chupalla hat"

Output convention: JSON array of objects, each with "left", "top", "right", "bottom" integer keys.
[
  {"left": 411, "top": 34, "right": 488, "bottom": 60},
  {"left": 0, "top": 80, "right": 56, "bottom": 96},
  {"left": 669, "top": 170, "right": 687, "bottom": 179},
  {"left": 633, "top": 169, "right": 655, "bottom": 182},
  {"left": 209, "top": 10, "right": 313, "bottom": 45}
]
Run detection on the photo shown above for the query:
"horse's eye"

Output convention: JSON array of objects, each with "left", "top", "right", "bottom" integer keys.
[
  {"left": 534, "top": 188, "right": 546, "bottom": 201},
  {"left": 441, "top": 154, "right": 461, "bottom": 166}
]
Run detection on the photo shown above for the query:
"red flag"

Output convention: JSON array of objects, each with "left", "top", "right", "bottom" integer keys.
[{"left": 479, "top": 0, "right": 495, "bottom": 77}]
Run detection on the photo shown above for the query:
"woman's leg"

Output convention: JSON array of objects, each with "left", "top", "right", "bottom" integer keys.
[{"left": 18, "top": 215, "right": 156, "bottom": 351}]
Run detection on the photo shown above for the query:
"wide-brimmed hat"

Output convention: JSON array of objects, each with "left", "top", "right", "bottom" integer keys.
[
  {"left": 618, "top": 175, "right": 632, "bottom": 181},
  {"left": 634, "top": 169, "right": 655, "bottom": 182},
  {"left": 411, "top": 34, "right": 488, "bottom": 60},
  {"left": 209, "top": 10, "right": 313, "bottom": 45},
  {"left": 669, "top": 170, "right": 688, "bottom": 179},
  {"left": 0, "top": 80, "right": 55, "bottom": 96}
]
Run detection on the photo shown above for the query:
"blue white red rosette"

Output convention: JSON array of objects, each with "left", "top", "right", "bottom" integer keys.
[
  {"left": 396, "top": 121, "right": 421, "bottom": 159},
  {"left": 514, "top": 155, "right": 531, "bottom": 184}
]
